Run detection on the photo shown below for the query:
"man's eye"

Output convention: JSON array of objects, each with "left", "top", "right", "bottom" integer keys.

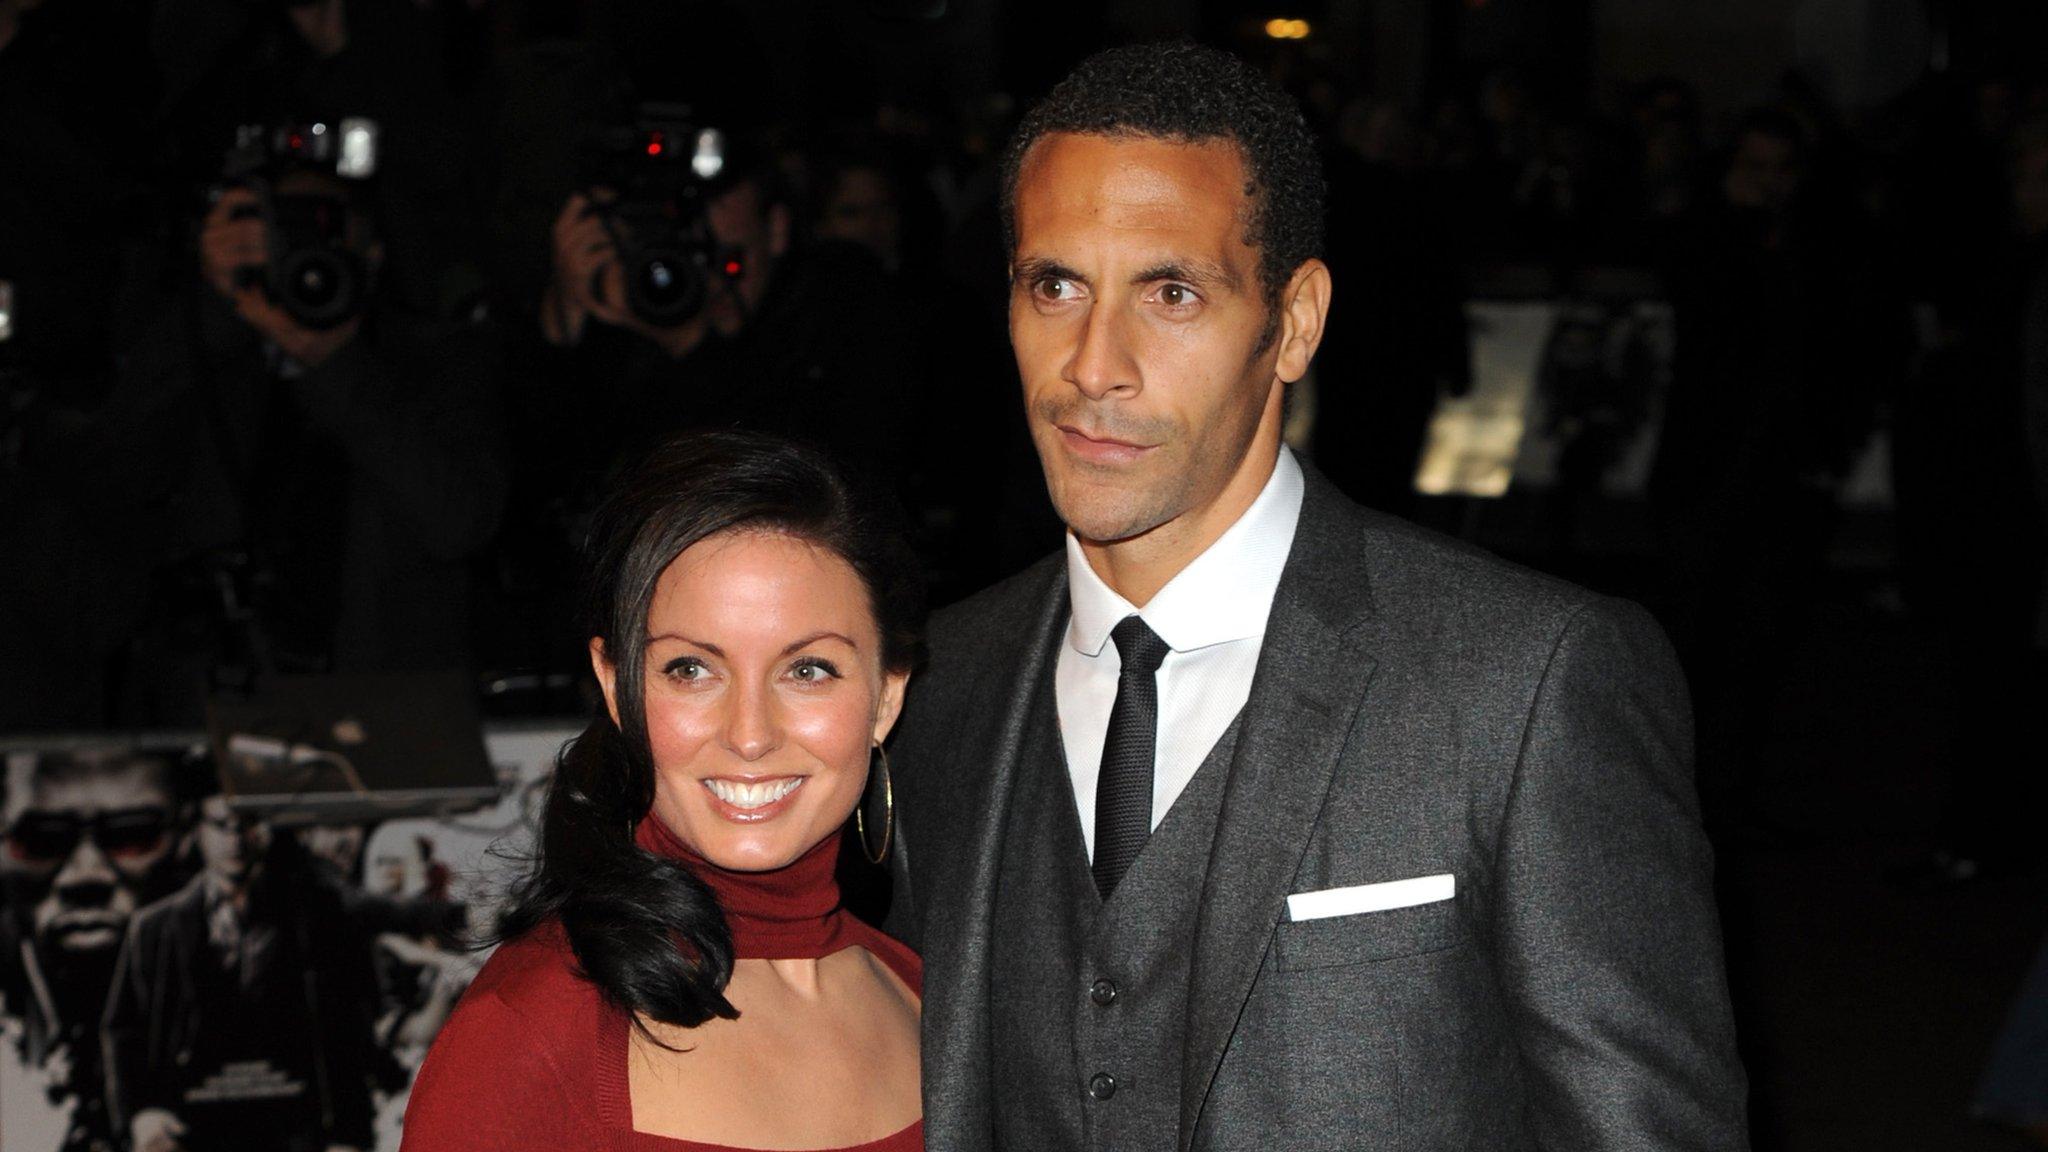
[
  {"left": 1036, "top": 277, "right": 1073, "bottom": 300},
  {"left": 1159, "top": 283, "right": 1196, "bottom": 307}
]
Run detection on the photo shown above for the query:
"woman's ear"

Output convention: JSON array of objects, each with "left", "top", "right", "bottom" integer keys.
[
  {"left": 871, "top": 670, "right": 910, "bottom": 745},
  {"left": 589, "top": 638, "right": 622, "bottom": 727}
]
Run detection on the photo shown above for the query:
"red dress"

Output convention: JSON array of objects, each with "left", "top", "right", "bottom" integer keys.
[{"left": 398, "top": 822, "right": 922, "bottom": 1152}]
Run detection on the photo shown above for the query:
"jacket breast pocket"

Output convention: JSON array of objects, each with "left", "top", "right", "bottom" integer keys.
[{"left": 1273, "top": 897, "right": 1461, "bottom": 972}]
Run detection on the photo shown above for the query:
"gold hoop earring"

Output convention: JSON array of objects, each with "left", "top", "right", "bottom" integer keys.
[{"left": 856, "top": 743, "right": 894, "bottom": 865}]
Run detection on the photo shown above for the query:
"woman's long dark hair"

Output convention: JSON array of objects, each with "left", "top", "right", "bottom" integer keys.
[{"left": 494, "top": 431, "right": 926, "bottom": 1028}]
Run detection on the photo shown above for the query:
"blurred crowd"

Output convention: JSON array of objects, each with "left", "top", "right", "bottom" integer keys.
[
  {"left": 0, "top": 0, "right": 1040, "bottom": 731},
  {"left": 3, "top": 0, "right": 2045, "bottom": 866}
]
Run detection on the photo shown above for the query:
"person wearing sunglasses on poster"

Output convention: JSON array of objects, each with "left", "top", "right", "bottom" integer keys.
[{"left": 0, "top": 747, "right": 183, "bottom": 1152}]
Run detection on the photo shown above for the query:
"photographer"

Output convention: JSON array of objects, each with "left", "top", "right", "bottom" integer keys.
[
  {"left": 103, "top": 130, "right": 508, "bottom": 714},
  {"left": 480, "top": 129, "right": 919, "bottom": 675},
  {"left": 520, "top": 134, "right": 917, "bottom": 504}
]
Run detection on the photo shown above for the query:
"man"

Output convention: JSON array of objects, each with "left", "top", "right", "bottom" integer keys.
[
  {"left": 527, "top": 147, "right": 918, "bottom": 495},
  {"left": 79, "top": 158, "right": 507, "bottom": 721},
  {"left": 496, "top": 146, "right": 926, "bottom": 672},
  {"left": 0, "top": 747, "right": 184, "bottom": 1151},
  {"left": 1650, "top": 108, "right": 1888, "bottom": 829},
  {"left": 888, "top": 42, "right": 1747, "bottom": 1150},
  {"left": 102, "top": 795, "right": 380, "bottom": 1152}
]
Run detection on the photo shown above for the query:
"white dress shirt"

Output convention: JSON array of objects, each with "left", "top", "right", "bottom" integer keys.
[{"left": 1057, "top": 447, "right": 1305, "bottom": 860}]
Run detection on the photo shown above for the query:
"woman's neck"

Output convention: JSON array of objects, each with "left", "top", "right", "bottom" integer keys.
[{"left": 632, "top": 815, "right": 853, "bottom": 960}]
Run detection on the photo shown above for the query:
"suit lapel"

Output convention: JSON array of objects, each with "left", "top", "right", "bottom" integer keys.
[
  {"left": 919, "top": 561, "right": 1069, "bottom": 1150},
  {"left": 1178, "top": 474, "right": 1379, "bottom": 1148}
]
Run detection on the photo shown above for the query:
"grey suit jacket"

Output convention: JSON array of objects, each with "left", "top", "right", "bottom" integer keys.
[{"left": 888, "top": 466, "right": 1749, "bottom": 1151}]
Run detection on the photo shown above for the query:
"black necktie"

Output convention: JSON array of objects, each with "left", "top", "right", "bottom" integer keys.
[{"left": 1092, "top": 615, "right": 1171, "bottom": 899}]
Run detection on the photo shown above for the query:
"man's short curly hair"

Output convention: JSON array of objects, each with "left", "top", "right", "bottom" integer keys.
[{"left": 999, "top": 41, "right": 1326, "bottom": 305}]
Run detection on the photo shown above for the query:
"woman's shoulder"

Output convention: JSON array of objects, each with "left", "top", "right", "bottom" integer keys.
[
  {"left": 464, "top": 919, "right": 596, "bottom": 1009},
  {"left": 401, "top": 922, "right": 608, "bottom": 1151},
  {"left": 425, "top": 921, "right": 609, "bottom": 1076}
]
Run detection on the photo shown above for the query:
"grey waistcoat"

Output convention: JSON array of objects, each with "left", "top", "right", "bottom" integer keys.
[{"left": 989, "top": 658, "right": 1244, "bottom": 1152}]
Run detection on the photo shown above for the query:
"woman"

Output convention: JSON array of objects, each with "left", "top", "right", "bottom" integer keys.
[{"left": 401, "top": 431, "right": 926, "bottom": 1151}]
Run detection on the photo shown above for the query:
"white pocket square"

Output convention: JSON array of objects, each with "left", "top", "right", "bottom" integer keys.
[{"left": 1286, "top": 874, "right": 1456, "bottom": 922}]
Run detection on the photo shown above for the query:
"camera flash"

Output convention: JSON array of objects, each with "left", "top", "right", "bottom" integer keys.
[
  {"left": 338, "top": 118, "right": 381, "bottom": 180},
  {"left": 692, "top": 129, "right": 725, "bottom": 180}
]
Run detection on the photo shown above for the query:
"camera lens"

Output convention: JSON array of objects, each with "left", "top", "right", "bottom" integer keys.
[
  {"left": 626, "top": 245, "right": 705, "bottom": 327},
  {"left": 295, "top": 259, "right": 339, "bottom": 307},
  {"left": 273, "top": 248, "right": 363, "bottom": 330}
]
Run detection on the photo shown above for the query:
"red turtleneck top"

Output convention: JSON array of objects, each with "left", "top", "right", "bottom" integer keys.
[{"left": 397, "top": 821, "right": 922, "bottom": 1152}]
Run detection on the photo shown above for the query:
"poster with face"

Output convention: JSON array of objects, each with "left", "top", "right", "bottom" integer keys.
[
  {"left": 1, "top": 744, "right": 188, "bottom": 1152},
  {"left": 0, "top": 724, "right": 575, "bottom": 1152}
]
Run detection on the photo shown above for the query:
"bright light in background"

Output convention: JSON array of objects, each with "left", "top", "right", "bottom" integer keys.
[
  {"left": 1263, "top": 17, "right": 1311, "bottom": 40},
  {"left": 1411, "top": 302, "right": 1550, "bottom": 499}
]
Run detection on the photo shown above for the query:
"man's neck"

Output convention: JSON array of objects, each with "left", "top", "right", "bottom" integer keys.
[{"left": 1078, "top": 435, "right": 1283, "bottom": 607}]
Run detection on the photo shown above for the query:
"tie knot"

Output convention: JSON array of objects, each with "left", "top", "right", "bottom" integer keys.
[{"left": 1110, "top": 615, "right": 1171, "bottom": 676}]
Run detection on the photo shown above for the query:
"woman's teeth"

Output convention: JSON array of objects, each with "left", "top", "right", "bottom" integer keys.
[{"left": 703, "top": 778, "right": 803, "bottom": 810}]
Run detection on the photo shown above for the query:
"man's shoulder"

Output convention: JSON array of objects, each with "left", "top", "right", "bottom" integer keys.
[
  {"left": 132, "top": 875, "right": 208, "bottom": 932},
  {"left": 926, "top": 551, "right": 1063, "bottom": 658},
  {"left": 1300, "top": 481, "right": 1652, "bottom": 652}
]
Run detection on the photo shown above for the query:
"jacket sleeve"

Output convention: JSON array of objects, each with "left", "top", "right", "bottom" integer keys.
[
  {"left": 100, "top": 912, "right": 168, "bottom": 1137},
  {"left": 1490, "top": 598, "right": 1749, "bottom": 1150},
  {"left": 398, "top": 988, "right": 584, "bottom": 1152}
]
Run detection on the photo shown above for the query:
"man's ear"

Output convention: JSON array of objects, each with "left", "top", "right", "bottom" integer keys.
[
  {"left": 1274, "top": 258, "right": 1332, "bottom": 385},
  {"left": 589, "top": 638, "right": 622, "bottom": 727},
  {"left": 871, "top": 669, "right": 911, "bottom": 745}
]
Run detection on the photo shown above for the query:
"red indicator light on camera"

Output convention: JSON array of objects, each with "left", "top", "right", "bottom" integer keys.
[
  {"left": 646, "top": 131, "right": 666, "bottom": 157},
  {"left": 724, "top": 260, "right": 743, "bottom": 276}
]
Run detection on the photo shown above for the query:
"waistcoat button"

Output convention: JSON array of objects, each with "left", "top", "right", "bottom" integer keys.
[
  {"left": 1089, "top": 978, "right": 1119, "bottom": 1006},
  {"left": 1088, "top": 1072, "right": 1117, "bottom": 1100}
]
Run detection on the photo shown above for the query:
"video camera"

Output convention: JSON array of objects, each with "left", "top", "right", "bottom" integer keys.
[
  {"left": 215, "top": 118, "right": 381, "bottom": 330},
  {"left": 580, "top": 104, "right": 740, "bottom": 328}
]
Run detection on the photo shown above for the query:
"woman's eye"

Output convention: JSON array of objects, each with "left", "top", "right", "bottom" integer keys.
[
  {"left": 663, "top": 657, "right": 708, "bottom": 681},
  {"left": 789, "top": 657, "right": 841, "bottom": 683}
]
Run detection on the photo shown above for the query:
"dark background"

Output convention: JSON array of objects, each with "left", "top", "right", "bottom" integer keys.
[{"left": 3, "top": 0, "right": 2047, "bottom": 1148}]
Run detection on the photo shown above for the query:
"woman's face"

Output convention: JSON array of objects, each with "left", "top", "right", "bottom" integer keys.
[{"left": 592, "top": 530, "right": 908, "bottom": 872}]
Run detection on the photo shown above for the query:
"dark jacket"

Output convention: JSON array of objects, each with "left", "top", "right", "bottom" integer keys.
[
  {"left": 101, "top": 862, "right": 380, "bottom": 1151},
  {"left": 889, "top": 463, "right": 1749, "bottom": 1151}
]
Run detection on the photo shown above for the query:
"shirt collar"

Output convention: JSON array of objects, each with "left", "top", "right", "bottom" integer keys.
[{"left": 1065, "top": 446, "right": 1305, "bottom": 657}]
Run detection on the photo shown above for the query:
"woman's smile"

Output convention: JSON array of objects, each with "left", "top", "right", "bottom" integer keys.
[{"left": 701, "top": 776, "right": 807, "bottom": 821}]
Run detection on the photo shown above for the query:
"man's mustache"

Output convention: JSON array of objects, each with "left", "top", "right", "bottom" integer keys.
[{"left": 1030, "top": 396, "right": 1174, "bottom": 447}]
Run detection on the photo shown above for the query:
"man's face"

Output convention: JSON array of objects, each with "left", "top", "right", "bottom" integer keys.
[
  {"left": 1008, "top": 133, "right": 1296, "bottom": 546},
  {"left": 1, "top": 755, "right": 176, "bottom": 959},
  {"left": 704, "top": 181, "right": 790, "bottom": 338},
  {"left": 196, "top": 796, "right": 271, "bottom": 886},
  {"left": 1723, "top": 131, "right": 1801, "bottom": 214},
  {"left": 817, "top": 167, "right": 903, "bottom": 270}
]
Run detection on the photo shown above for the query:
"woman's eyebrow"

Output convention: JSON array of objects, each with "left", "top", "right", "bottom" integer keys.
[
  {"left": 782, "top": 631, "right": 858, "bottom": 655},
  {"left": 645, "top": 633, "right": 724, "bottom": 656},
  {"left": 643, "top": 632, "right": 860, "bottom": 656}
]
